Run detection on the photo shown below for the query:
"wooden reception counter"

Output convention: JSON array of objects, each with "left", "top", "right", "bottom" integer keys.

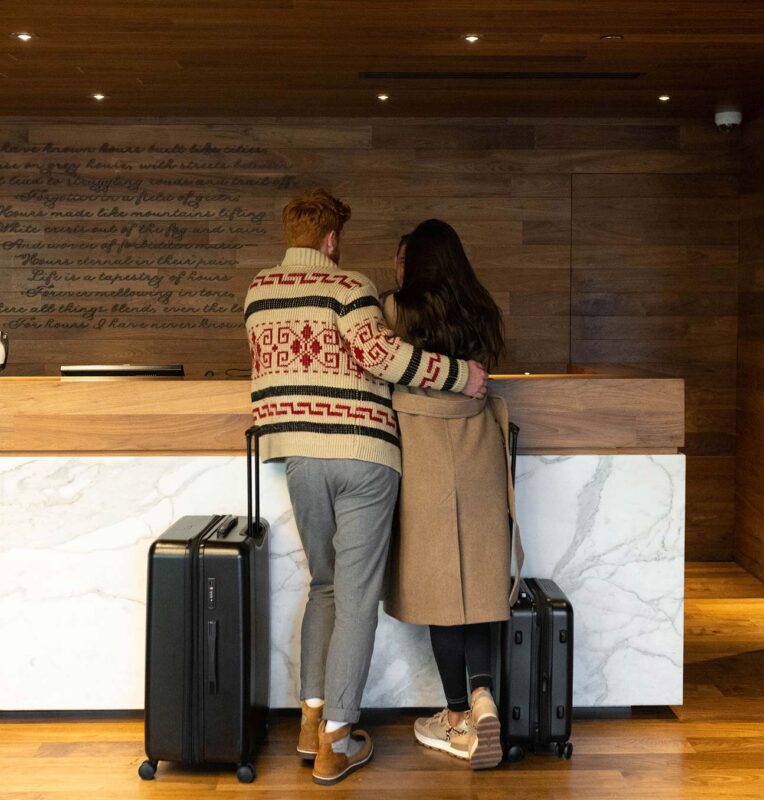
[
  {"left": 0, "top": 367, "right": 684, "bottom": 455},
  {"left": 0, "top": 367, "right": 685, "bottom": 712}
]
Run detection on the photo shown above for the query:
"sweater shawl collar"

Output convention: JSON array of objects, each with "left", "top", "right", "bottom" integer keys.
[{"left": 280, "top": 247, "right": 338, "bottom": 271}]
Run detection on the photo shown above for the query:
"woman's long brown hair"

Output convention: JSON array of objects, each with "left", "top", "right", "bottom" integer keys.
[{"left": 395, "top": 219, "right": 505, "bottom": 371}]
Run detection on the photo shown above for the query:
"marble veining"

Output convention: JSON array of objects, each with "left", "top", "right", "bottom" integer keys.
[{"left": 0, "top": 454, "right": 684, "bottom": 710}]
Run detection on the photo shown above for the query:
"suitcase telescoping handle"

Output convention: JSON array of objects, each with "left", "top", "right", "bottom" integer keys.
[
  {"left": 509, "top": 422, "right": 519, "bottom": 483},
  {"left": 245, "top": 425, "right": 264, "bottom": 540},
  {"left": 505, "top": 418, "right": 524, "bottom": 607}
]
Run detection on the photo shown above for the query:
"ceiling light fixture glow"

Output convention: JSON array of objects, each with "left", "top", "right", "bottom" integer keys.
[
  {"left": 464, "top": 34, "right": 480, "bottom": 43},
  {"left": 92, "top": 93, "right": 106, "bottom": 101},
  {"left": 377, "top": 93, "right": 389, "bottom": 101},
  {"left": 658, "top": 94, "right": 670, "bottom": 102},
  {"left": 13, "top": 32, "right": 33, "bottom": 41}
]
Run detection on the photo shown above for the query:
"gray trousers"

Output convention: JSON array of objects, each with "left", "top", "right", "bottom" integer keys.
[{"left": 284, "top": 456, "right": 399, "bottom": 724}]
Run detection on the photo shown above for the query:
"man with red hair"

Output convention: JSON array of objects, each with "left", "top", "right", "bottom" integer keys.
[{"left": 244, "top": 188, "right": 487, "bottom": 786}]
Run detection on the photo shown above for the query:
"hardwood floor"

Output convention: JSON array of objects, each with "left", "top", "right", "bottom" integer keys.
[{"left": 2, "top": 562, "right": 763, "bottom": 800}]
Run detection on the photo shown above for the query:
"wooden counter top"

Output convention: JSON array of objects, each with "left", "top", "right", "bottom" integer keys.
[{"left": 1, "top": 370, "right": 684, "bottom": 455}]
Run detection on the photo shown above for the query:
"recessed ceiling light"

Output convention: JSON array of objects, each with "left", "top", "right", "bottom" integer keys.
[
  {"left": 658, "top": 94, "right": 670, "bottom": 102},
  {"left": 12, "top": 32, "right": 33, "bottom": 41},
  {"left": 92, "top": 93, "right": 107, "bottom": 101},
  {"left": 377, "top": 93, "right": 389, "bottom": 102},
  {"left": 464, "top": 34, "right": 480, "bottom": 43},
  {"left": 600, "top": 34, "right": 623, "bottom": 41}
]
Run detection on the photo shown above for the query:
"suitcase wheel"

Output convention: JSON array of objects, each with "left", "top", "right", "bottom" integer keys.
[
  {"left": 236, "top": 763, "right": 256, "bottom": 783},
  {"left": 554, "top": 741, "right": 573, "bottom": 760},
  {"left": 138, "top": 760, "right": 157, "bottom": 780},
  {"left": 506, "top": 745, "right": 525, "bottom": 763}
]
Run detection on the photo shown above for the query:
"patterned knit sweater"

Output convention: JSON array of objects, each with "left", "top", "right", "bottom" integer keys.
[{"left": 243, "top": 247, "right": 469, "bottom": 472}]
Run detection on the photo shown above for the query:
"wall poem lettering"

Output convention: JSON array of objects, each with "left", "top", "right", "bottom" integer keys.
[
  {"left": 0, "top": 120, "right": 581, "bottom": 378},
  {"left": 0, "top": 127, "right": 315, "bottom": 374},
  {"left": 0, "top": 118, "right": 743, "bottom": 560}
]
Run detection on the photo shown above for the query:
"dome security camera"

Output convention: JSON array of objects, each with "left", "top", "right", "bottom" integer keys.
[{"left": 715, "top": 109, "right": 742, "bottom": 132}]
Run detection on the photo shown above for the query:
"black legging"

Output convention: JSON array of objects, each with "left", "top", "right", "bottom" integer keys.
[{"left": 429, "top": 623, "right": 493, "bottom": 712}]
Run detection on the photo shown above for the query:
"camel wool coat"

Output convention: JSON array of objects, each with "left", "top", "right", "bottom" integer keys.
[{"left": 383, "top": 386, "right": 524, "bottom": 626}]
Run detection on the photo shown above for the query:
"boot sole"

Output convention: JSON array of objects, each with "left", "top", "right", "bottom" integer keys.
[
  {"left": 414, "top": 730, "right": 470, "bottom": 761},
  {"left": 469, "top": 712, "right": 503, "bottom": 770},
  {"left": 312, "top": 743, "right": 374, "bottom": 786},
  {"left": 296, "top": 748, "right": 317, "bottom": 761}
]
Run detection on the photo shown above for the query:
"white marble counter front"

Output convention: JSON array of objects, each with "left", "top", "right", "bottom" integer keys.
[{"left": 0, "top": 453, "right": 684, "bottom": 711}]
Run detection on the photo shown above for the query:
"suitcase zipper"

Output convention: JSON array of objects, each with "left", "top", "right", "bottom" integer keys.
[
  {"left": 531, "top": 579, "right": 552, "bottom": 746},
  {"left": 527, "top": 581, "right": 540, "bottom": 747},
  {"left": 184, "top": 516, "right": 224, "bottom": 765}
]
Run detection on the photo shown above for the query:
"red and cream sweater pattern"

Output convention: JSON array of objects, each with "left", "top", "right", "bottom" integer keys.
[{"left": 243, "top": 247, "right": 469, "bottom": 472}]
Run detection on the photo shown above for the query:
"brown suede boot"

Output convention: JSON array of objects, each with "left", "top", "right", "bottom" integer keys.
[
  {"left": 312, "top": 720, "right": 373, "bottom": 786},
  {"left": 297, "top": 701, "right": 323, "bottom": 760}
]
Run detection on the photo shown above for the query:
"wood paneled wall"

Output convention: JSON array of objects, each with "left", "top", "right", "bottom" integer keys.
[
  {"left": 570, "top": 136, "right": 741, "bottom": 561},
  {"left": 735, "top": 119, "right": 764, "bottom": 580},
  {"left": 0, "top": 118, "right": 742, "bottom": 558},
  {"left": 0, "top": 119, "right": 574, "bottom": 377}
]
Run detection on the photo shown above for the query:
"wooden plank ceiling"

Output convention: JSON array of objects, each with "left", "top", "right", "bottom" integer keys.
[{"left": 1, "top": 0, "right": 763, "bottom": 117}]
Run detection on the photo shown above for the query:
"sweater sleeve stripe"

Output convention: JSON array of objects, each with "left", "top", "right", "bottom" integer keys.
[
  {"left": 338, "top": 295, "right": 381, "bottom": 316},
  {"left": 398, "top": 348, "right": 423, "bottom": 386},
  {"left": 441, "top": 358, "right": 460, "bottom": 392}
]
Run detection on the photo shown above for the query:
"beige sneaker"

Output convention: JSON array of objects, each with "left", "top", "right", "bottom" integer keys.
[
  {"left": 414, "top": 708, "right": 471, "bottom": 761},
  {"left": 468, "top": 689, "right": 503, "bottom": 769},
  {"left": 297, "top": 701, "right": 323, "bottom": 760}
]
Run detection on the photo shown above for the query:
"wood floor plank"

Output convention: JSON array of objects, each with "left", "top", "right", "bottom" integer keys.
[{"left": 1, "top": 562, "right": 763, "bottom": 799}]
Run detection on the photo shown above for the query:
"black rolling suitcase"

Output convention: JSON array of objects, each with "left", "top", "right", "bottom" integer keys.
[
  {"left": 139, "top": 425, "right": 270, "bottom": 784},
  {"left": 498, "top": 424, "right": 574, "bottom": 762}
]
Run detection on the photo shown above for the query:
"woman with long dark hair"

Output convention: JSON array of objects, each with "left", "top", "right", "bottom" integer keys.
[{"left": 383, "top": 219, "right": 523, "bottom": 769}]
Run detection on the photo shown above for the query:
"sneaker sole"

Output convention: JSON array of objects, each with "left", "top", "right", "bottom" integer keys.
[
  {"left": 414, "top": 729, "right": 470, "bottom": 761},
  {"left": 469, "top": 713, "right": 503, "bottom": 770},
  {"left": 312, "top": 743, "right": 374, "bottom": 786}
]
